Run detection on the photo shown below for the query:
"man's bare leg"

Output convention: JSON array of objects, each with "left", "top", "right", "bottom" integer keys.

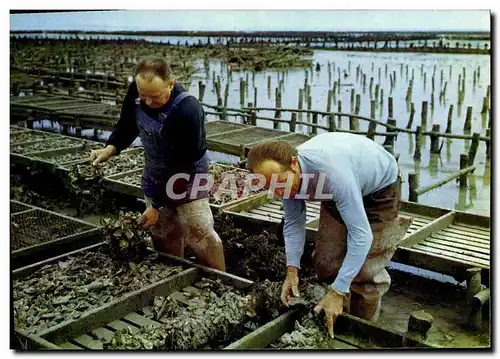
[{"left": 176, "top": 198, "right": 226, "bottom": 271}]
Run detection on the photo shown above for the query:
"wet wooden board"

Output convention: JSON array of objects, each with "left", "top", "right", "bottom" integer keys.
[
  {"left": 10, "top": 95, "right": 66, "bottom": 104},
  {"left": 209, "top": 127, "right": 290, "bottom": 146},
  {"left": 106, "top": 320, "right": 139, "bottom": 333},
  {"left": 205, "top": 121, "right": 249, "bottom": 137},
  {"left": 58, "top": 342, "right": 83, "bottom": 350},
  {"left": 276, "top": 133, "right": 311, "bottom": 148},
  {"left": 91, "top": 327, "right": 115, "bottom": 341},
  {"left": 73, "top": 334, "right": 104, "bottom": 349}
]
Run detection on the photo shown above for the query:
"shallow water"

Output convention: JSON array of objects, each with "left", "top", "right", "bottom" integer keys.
[{"left": 29, "top": 43, "right": 490, "bottom": 216}]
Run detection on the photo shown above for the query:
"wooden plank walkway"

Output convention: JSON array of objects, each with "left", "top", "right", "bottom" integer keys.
[{"left": 223, "top": 193, "right": 490, "bottom": 282}]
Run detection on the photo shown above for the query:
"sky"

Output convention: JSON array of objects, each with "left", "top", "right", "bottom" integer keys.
[{"left": 9, "top": 10, "right": 491, "bottom": 32}]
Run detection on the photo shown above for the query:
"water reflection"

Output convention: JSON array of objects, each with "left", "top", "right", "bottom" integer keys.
[
  {"left": 429, "top": 153, "right": 440, "bottom": 178},
  {"left": 481, "top": 112, "right": 488, "bottom": 129},
  {"left": 455, "top": 186, "right": 468, "bottom": 211},
  {"left": 442, "top": 139, "right": 451, "bottom": 165},
  {"left": 408, "top": 133, "right": 414, "bottom": 155},
  {"left": 482, "top": 160, "right": 490, "bottom": 187},
  {"left": 468, "top": 175, "right": 477, "bottom": 202}
]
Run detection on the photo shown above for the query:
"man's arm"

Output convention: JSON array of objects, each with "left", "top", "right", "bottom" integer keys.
[
  {"left": 105, "top": 81, "right": 140, "bottom": 155},
  {"left": 282, "top": 199, "right": 307, "bottom": 268},
  {"left": 327, "top": 169, "right": 373, "bottom": 294}
]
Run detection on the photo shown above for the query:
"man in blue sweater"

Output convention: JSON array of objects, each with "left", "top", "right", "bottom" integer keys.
[
  {"left": 90, "top": 58, "right": 225, "bottom": 271},
  {"left": 247, "top": 132, "right": 409, "bottom": 337}
]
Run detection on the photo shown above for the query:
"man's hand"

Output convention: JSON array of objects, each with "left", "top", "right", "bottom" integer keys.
[
  {"left": 314, "top": 289, "right": 345, "bottom": 338},
  {"left": 90, "top": 145, "right": 116, "bottom": 166},
  {"left": 141, "top": 207, "right": 159, "bottom": 228},
  {"left": 281, "top": 266, "right": 300, "bottom": 306}
]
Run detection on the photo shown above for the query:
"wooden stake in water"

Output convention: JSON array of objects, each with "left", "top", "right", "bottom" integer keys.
[
  {"left": 369, "top": 77, "right": 374, "bottom": 98},
  {"left": 240, "top": 79, "right": 245, "bottom": 106},
  {"left": 198, "top": 82, "right": 206, "bottom": 102},
  {"left": 378, "top": 67, "right": 381, "bottom": 82},
  {"left": 385, "top": 64, "right": 388, "bottom": 78},
  {"left": 367, "top": 100, "right": 377, "bottom": 140},
  {"left": 328, "top": 114, "right": 336, "bottom": 132},
  {"left": 307, "top": 95, "right": 312, "bottom": 122},
  {"left": 468, "top": 132, "right": 480, "bottom": 166},
  {"left": 224, "top": 83, "right": 229, "bottom": 107},
  {"left": 459, "top": 154, "right": 468, "bottom": 189},
  {"left": 274, "top": 88, "right": 281, "bottom": 128},
  {"left": 449, "top": 65, "right": 452, "bottom": 80},
  {"left": 267, "top": 76, "right": 271, "bottom": 96},
  {"left": 254, "top": 87, "right": 258, "bottom": 107},
  {"left": 400, "top": 63, "right": 403, "bottom": 77},
  {"left": 408, "top": 172, "right": 419, "bottom": 202},
  {"left": 290, "top": 112, "right": 297, "bottom": 133},
  {"left": 375, "top": 84, "right": 380, "bottom": 103},
  {"left": 406, "top": 103, "right": 415, "bottom": 129},
  {"left": 355, "top": 94, "right": 361, "bottom": 114},
  {"left": 445, "top": 104, "right": 454, "bottom": 133},
  {"left": 464, "top": 106, "right": 473, "bottom": 132},
  {"left": 405, "top": 81, "right": 413, "bottom": 102},
  {"left": 311, "top": 113, "right": 318, "bottom": 135},
  {"left": 424, "top": 72, "right": 427, "bottom": 91},
  {"left": 337, "top": 101, "right": 342, "bottom": 128},
  {"left": 327, "top": 90, "right": 332, "bottom": 113},
  {"left": 414, "top": 126, "right": 422, "bottom": 160},
  {"left": 214, "top": 82, "right": 222, "bottom": 107},
  {"left": 350, "top": 89, "right": 355, "bottom": 111},
  {"left": 430, "top": 124, "right": 441, "bottom": 153},
  {"left": 481, "top": 96, "right": 489, "bottom": 114},
  {"left": 380, "top": 89, "right": 384, "bottom": 107},
  {"left": 383, "top": 118, "right": 397, "bottom": 148},
  {"left": 421, "top": 101, "right": 428, "bottom": 128},
  {"left": 440, "top": 81, "right": 448, "bottom": 103},
  {"left": 486, "top": 128, "right": 491, "bottom": 160}
]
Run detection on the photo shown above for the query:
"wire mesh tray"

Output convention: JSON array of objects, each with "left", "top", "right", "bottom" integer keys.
[
  {"left": 11, "top": 138, "right": 86, "bottom": 155},
  {"left": 10, "top": 130, "right": 59, "bottom": 145},
  {"left": 10, "top": 205, "right": 102, "bottom": 264},
  {"left": 10, "top": 200, "right": 35, "bottom": 214},
  {"left": 31, "top": 143, "right": 104, "bottom": 166}
]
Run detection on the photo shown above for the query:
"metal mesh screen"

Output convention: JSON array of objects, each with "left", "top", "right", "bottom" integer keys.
[
  {"left": 10, "top": 209, "right": 97, "bottom": 251},
  {"left": 101, "top": 151, "right": 145, "bottom": 176},
  {"left": 114, "top": 172, "right": 142, "bottom": 186},
  {"left": 10, "top": 131, "right": 57, "bottom": 145},
  {"left": 10, "top": 201, "right": 33, "bottom": 214},
  {"left": 33, "top": 144, "right": 104, "bottom": 165},
  {"left": 11, "top": 138, "right": 85, "bottom": 155}
]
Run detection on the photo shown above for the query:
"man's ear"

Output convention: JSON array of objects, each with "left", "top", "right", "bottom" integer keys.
[{"left": 291, "top": 156, "right": 297, "bottom": 166}]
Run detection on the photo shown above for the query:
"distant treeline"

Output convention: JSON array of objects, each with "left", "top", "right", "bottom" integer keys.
[{"left": 10, "top": 30, "right": 491, "bottom": 41}]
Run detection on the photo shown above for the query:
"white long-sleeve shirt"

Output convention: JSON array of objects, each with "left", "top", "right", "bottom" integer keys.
[{"left": 283, "top": 132, "right": 398, "bottom": 293}]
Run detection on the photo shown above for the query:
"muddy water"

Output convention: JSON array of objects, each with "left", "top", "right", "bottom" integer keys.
[{"left": 31, "top": 46, "right": 490, "bottom": 216}]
